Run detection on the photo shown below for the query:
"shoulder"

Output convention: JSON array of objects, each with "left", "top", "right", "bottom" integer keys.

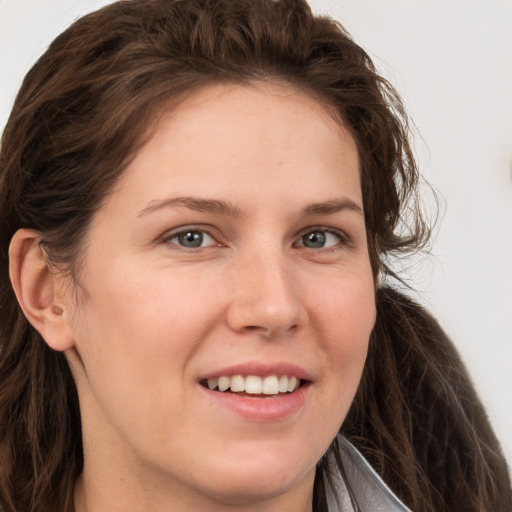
[{"left": 324, "top": 435, "right": 412, "bottom": 512}]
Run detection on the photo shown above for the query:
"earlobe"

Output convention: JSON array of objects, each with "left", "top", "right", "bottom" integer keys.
[{"left": 8, "top": 229, "right": 75, "bottom": 352}]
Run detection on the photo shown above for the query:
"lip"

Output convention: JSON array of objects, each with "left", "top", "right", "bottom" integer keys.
[
  {"left": 199, "top": 381, "right": 310, "bottom": 422},
  {"left": 198, "top": 361, "right": 312, "bottom": 422}
]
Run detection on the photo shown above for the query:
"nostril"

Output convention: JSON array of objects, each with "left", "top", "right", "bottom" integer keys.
[
  {"left": 226, "top": 286, "right": 307, "bottom": 337},
  {"left": 242, "top": 325, "right": 272, "bottom": 338},
  {"left": 242, "top": 325, "right": 290, "bottom": 339}
]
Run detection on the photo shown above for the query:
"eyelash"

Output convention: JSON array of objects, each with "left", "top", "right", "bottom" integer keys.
[{"left": 161, "top": 226, "right": 351, "bottom": 251}]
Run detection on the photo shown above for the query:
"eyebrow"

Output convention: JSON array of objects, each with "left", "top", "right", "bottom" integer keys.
[
  {"left": 138, "top": 196, "right": 243, "bottom": 217},
  {"left": 302, "top": 198, "right": 364, "bottom": 217},
  {"left": 138, "top": 195, "right": 363, "bottom": 218}
]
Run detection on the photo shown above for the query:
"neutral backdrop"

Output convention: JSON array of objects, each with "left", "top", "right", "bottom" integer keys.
[{"left": 1, "top": 0, "right": 511, "bottom": 468}]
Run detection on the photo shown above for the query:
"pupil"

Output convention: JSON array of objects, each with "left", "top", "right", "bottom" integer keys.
[
  {"left": 304, "top": 232, "right": 325, "bottom": 248},
  {"left": 179, "top": 231, "right": 203, "bottom": 247}
]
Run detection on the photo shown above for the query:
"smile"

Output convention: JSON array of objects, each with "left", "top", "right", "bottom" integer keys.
[{"left": 202, "top": 375, "right": 302, "bottom": 396}]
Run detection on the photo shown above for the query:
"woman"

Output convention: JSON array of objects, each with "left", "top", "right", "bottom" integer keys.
[{"left": 0, "top": 0, "right": 510, "bottom": 511}]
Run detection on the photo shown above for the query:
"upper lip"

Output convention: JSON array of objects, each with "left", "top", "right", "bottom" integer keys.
[{"left": 199, "top": 361, "right": 312, "bottom": 381}]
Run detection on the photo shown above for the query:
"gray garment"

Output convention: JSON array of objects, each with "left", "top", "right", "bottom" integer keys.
[{"left": 325, "top": 435, "right": 412, "bottom": 511}]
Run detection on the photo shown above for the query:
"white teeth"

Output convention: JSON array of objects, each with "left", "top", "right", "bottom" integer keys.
[
  {"left": 262, "top": 376, "right": 279, "bottom": 395},
  {"left": 245, "top": 375, "right": 263, "bottom": 394},
  {"left": 287, "top": 376, "right": 298, "bottom": 392},
  {"left": 230, "top": 375, "right": 245, "bottom": 392},
  {"left": 218, "top": 376, "right": 230, "bottom": 392},
  {"left": 205, "top": 374, "right": 301, "bottom": 395}
]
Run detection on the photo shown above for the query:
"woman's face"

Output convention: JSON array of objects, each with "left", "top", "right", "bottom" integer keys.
[{"left": 64, "top": 83, "right": 376, "bottom": 510}]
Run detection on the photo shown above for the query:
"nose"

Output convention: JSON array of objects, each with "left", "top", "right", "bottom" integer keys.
[{"left": 226, "top": 251, "right": 308, "bottom": 339}]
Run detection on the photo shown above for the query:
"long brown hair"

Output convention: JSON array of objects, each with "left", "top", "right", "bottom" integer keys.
[
  {"left": 339, "top": 287, "right": 511, "bottom": 511},
  {"left": 0, "top": 1, "right": 509, "bottom": 511}
]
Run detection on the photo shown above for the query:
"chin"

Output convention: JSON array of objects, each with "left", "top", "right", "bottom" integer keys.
[
  {"left": 195, "top": 463, "right": 315, "bottom": 507},
  {"left": 192, "top": 443, "right": 318, "bottom": 503}
]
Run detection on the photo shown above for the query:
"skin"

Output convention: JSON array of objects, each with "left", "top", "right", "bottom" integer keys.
[{"left": 20, "top": 83, "right": 377, "bottom": 511}]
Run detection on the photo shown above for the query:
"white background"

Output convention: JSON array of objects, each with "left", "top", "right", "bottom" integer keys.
[{"left": 1, "top": 0, "right": 510, "bottom": 468}]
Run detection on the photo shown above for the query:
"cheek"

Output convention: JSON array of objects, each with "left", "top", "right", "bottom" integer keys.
[
  {"left": 67, "top": 272, "right": 215, "bottom": 448},
  {"left": 316, "top": 274, "right": 376, "bottom": 401},
  {"left": 315, "top": 267, "right": 376, "bottom": 340},
  {"left": 70, "top": 261, "right": 223, "bottom": 394}
]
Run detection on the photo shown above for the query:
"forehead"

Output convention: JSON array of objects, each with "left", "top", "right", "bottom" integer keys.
[
  {"left": 157, "top": 81, "right": 349, "bottom": 148},
  {"left": 98, "top": 82, "right": 362, "bottom": 220}
]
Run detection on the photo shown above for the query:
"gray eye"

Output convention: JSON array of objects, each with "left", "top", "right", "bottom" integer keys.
[
  {"left": 169, "top": 230, "right": 216, "bottom": 248},
  {"left": 298, "top": 230, "right": 341, "bottom": 249},
  {"left": 178, "top": 231, "right": 204, "bottom": 247},
  {"left": 302, "top": 231, "right": 327, "bottom": 248}
]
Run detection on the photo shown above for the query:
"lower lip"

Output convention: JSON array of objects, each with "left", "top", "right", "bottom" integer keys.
[{"left": 199, "top": 383, "right": 310, "bottom": 422}]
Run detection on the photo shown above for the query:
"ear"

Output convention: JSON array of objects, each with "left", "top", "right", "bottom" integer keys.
[{"left": 9, "top": 229, "right": 75, "bottom": 352}]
